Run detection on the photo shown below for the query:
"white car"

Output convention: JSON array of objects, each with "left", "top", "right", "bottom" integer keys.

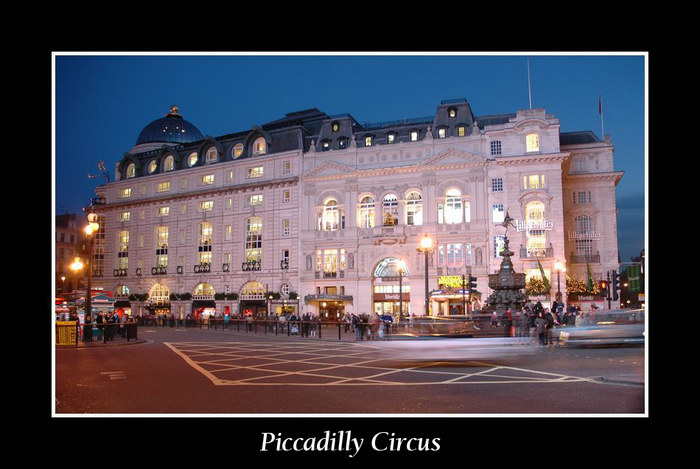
[{"left": 558, "top": 309, "right": 645, "bottom": 347}]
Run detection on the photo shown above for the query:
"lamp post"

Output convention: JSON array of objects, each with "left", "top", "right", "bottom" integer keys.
[
  {"left": 396, "top": 259, "right": 406, "bottom": 320},
  {"left": 554, "top": 260, "right": 566, "bottom": 303},
  {"left": 417, "top": 234, "right": 433, "bottom": 316}
]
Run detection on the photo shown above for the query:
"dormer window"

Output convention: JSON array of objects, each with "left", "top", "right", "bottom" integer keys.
[
  {"left": 364, "top": 135, "right": 374, "bottom": 147},
  {"left": 233, "top": 143, "right": 244, "bottom": 159},
  {"left": 126, "top": 163, "right": 136, "bottom": 179},
  {"left": 205, "top": 147, "right": 218, "bottom": 164},
  {"left": 148, "top": 160, "right": 157, "bottom": 174},
  {"left": 188, "top": 152, "right": 198, "bottom": 167},
  {"left": 410, "top": 130, "right": 419, "bottom": 142},
  {"left": 332, "top": 121, "right": 340, "bottom": 132},
  {"left": 253, "top": 137, "right": 267, "bottom": 156},
  {"left": 321, "top": 139, "right": 331, "bottom": 151},
  {"left": 386, "top": 132, "right": 397, "bottom": 144},
  {"left": 338, "top": 137, "right": 347, "bottom": 149},
  {"left": 437, "top": 127, "right": 447, "bottom": 139},
  {"left": 448, "top": 107, "right": 457, "bottom": 118}
]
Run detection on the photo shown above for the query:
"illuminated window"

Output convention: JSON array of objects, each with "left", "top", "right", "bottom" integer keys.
[
  {"left": 523, "top": 174, "right": 545, "bottom": 190},
  {"left": 233, "top": 143, "right": 244, "bottom": 158},
  {"left": 205, "top": 147, "right": 218, "bottom": 164},
  {"left": 188, "top": 152, "right": 198, "bottom": 167},
  {"left": 364, "top": 135, "right": 373, "bottom": 147},
  {"left": 158, "top": 206, "right": 169, "bottom": 217},
  {"left": 200, "top": 200, "right": 213, "bottom": 212},
  {"left": 387, "top": 132, "right": 397, "bottom": 144},
  {"left": 201, "top": 174, "right": 214, "bottom": 186},
  {"left": 120, "top": 211, "right": 130, "bottom": 222},
  {"left": 156, "top": 226, "right": 168, "bottom": 267},
  {"left": 410, "top": 130, "right": 419, "bottom": 141},
  {"left": 245, "top": 217, "right": 263, "bottom": 268},
  {"left": 405, "top": 191, "right": 423, "bottom": 226},
  {"left": 358, "top": 196, "right": 375, "bottom": 228},
  {"left": 117, "top": 230, "right": 129, "bottom": 269},
  {"left": 321, "top": 199, "right": 340, "bottom": 231},
  {"left": 126, "top": 163, "right": 136, "bottom": 179},
  {"left": 253, "top": 137, "right": 267, "bottom": 155},
  {"left": 526, "top": 133, "right": 540, "bottom": 152},
  {"left": 198, "top": 222, "right": 212, "bottom": 265},
  {"left": 246, "top": 194, "right": 263, "bottom": 206},
  {"left": 439, "top": 189, "right": 463, "bottom": 224},
  {"left": 164, "top": 155, "right": 174, "bottom": 171},
  {"left": 437, "top": 127, "right": 447, "bottom": 139},
  {"left": 157, "top": 181, "right": 170, "bottom": 193},
  {"left": 457, "top": 125, "right": 466, "bottom": 137},
  {"left": 382, "top": 194, "right": 398, "bottom": 226},
  {"left": 247, "top": 166, "right": 264, "bottom": 179},
  {"left": 120, "top": 188, "right": 131, "bottom": 199},
  {"left": 148, "top": 160, "right": 157, "bottom": 174},
  {"left": 194, "top": 283, "right": 215, "bottom": 297}
]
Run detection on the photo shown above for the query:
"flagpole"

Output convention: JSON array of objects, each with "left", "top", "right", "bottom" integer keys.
[
  {"left": 599, "top": 94, "right": 605, "bottom": 139},
  {"left": 527, "top": 57, "right": 533, "bottom": 109}
]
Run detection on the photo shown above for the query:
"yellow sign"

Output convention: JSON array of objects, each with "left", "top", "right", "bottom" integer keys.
[
  {"left": 438, "top": 276, "right": 463, "bottom": 289},
  {"left": 56, "top": 321, "right": 78, "bottom": 345}
]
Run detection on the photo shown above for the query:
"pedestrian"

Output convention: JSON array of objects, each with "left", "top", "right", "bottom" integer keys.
[
  {"left": 575, "top": 311, "right": 585, "bottom": 327},
  {"left": 491, "top": 311, "right": 499, "bottom": 327},
  {"left": 503, "top": 308, "right": 513, "bottom": 337},
  {"left": 534, "top": 311, "right": 547, "bottom": 346},
  {"left": 344, "top": 311, "right": 352, "bottom": 333},
  {"left": 352, "top": 314, "right": 362, "bottom": 341},
  {"left": 544, "top": 308, "right": 554, "bottom": 345}
]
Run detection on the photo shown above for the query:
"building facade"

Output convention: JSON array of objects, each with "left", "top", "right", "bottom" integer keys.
[{"left": 88, "top": 100, "right": 623, "bottom": 319}]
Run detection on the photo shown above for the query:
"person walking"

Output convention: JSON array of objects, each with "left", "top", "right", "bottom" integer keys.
[{"left": 534, "top": 311, "right": 547, "bottom": 346}]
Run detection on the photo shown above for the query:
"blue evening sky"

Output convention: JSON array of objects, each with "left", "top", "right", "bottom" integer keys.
[{"left": 53, "top": 52, "right": 646, "bottom": 263}]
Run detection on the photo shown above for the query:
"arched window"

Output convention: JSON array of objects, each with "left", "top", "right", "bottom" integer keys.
[
  {"left": 240, "top": 281, "right": 265, "bottom": 299},
  {"left": 193, "top": 283, "right": 215, "bottom": 298},
  {"left": 150, "top": 283, "right": 170, "bottom": 303},
  {"left": 125, "top": 163, "right": 136, "bottom": 179},
  {"left": 321, "top": 199, "right": 339, "bottom": 231},
  {"left": 253, "top": 137, "right": 267, "bottom": 155},
  {"left": 382, "top": 194, "right": 398, "bottom": 226},
  {"left": 358, "top": 196, "right": 375, "bottom": 228},
  {"left": 405, "top": 191, "right": 423, "bottom": 226},
  {"left": 440, "top": 189, "right": 463, "bottom": 224},
  {"left": 205, "top": 146, "right": 218, "bottom": 164},
  {"left": 164, "top": 155, "right": 174, "bottom": 172},
  {"left": 188, "top": 152, "right": 198, "bottom": 167},
  {"left": 233, "top": 143, "right": 244, "bottom": 159}
]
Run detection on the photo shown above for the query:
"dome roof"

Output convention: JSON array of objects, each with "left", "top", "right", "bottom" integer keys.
[{"left": 135, "top": 106, "right": 204, "bottom": 146}]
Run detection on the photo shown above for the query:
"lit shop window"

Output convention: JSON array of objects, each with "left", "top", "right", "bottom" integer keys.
[{"left": 526, "top": 133, "right": 540, "bottom": 152}]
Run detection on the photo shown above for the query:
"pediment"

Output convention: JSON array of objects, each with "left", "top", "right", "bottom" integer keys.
[
  {"left": 303, "top": 161, "right": 358, "bottom": 178},
  {"left": 418, "top": 148, "right": 486, "bottom": 167}
]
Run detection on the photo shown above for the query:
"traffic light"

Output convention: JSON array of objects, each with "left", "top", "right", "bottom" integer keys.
[
  {"left": 468, "top": 275, "right": 477, "bottom": 291},
  {"left": 611, "top": 270, "right": 620, "bottom": 301},
  {"left": 599, "top": 280, "right": 609, "bottom": 297}
]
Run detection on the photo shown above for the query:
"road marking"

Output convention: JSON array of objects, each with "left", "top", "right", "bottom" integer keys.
[
  {"left": 101, "top": 371, "right": 126, "bottom": 380},
  {"left": 164, "top": 341, "right": 596, "bottom": 387}
]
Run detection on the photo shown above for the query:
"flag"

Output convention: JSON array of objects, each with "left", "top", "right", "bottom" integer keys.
[{"left": 598, "top": 95, "right": 603, "bottom": 115}]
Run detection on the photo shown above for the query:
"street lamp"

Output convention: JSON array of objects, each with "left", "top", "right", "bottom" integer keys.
[
  {"left": 554, "top": 260, "right": 566, "bottom": 303},
  {"left": 417, "top": 234, "right": 433, "bottom": 316},
  {"left": 396, "top": 259, "right": 406, "bottom": 320}
]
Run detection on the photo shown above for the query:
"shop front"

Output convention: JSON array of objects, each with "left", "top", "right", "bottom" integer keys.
[
  {"left": 304, "top": 294, "right": 352, "bottom": 320},
  {"left": 431, "top": 275, "right": 481, "bottom": 316}
]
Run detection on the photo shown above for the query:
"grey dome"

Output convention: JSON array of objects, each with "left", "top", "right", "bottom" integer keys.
[{"left": 135, "top": 106, "right": 204, "bottom": 145}]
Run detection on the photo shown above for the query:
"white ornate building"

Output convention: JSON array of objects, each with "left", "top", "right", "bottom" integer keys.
[{"left": 88, "top": 100, "right": 623, "bottom": 319}]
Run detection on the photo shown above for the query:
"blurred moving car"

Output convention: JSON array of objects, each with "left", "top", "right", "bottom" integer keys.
[{"left": 558, "top": 309, "right": 645, "bottom": 347}]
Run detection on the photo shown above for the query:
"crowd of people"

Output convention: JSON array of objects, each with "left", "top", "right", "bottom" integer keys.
[{"left": 491, "top": 300, "right": 599, "bottom": 346}]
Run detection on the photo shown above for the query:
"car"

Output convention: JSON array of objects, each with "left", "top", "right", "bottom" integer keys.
[{"left": 557, "top": 309, "right": 645, "bottom": 347}]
